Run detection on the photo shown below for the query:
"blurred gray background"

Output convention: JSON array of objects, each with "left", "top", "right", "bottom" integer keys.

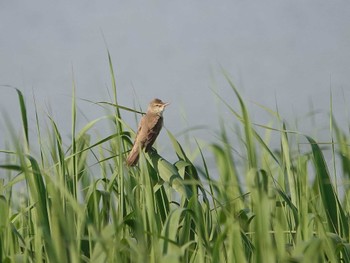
[{"left": 1, "top": 1, "right": 350, "bottom": 156}]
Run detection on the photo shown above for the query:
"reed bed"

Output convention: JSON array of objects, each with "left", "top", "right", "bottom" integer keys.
[{"left": 1, "top": 61, "right": 350, "bottom": 262}]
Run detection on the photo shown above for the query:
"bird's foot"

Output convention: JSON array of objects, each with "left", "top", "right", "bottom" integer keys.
[{"left": 148, "top": 147, "right": 158, "bottom": 155}]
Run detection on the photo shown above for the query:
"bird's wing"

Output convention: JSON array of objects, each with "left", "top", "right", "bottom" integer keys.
[{"left": 144, "top": 116, "right": 163, "bottom": 151}]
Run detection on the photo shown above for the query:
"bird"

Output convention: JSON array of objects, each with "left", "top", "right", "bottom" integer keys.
[{"left": 126, "top": 98, "right": 169, "bottom": 166}]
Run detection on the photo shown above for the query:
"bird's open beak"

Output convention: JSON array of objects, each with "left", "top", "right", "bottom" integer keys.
[{"left": 163, "top": 102, "right": 170, "bottom": 107}]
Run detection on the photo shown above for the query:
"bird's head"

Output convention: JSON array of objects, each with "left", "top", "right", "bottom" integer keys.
[{"left": 148, "top": 98, "right": 170, "bottom": 115}]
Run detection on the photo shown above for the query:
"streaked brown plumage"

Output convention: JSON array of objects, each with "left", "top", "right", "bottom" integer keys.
[{"left": 126, "top": 98, "right": 169, "bottom": 166}]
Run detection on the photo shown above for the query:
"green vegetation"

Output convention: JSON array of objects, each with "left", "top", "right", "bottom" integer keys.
[{"left": 1, "top": 63, "right": 350, "bottom": 262}]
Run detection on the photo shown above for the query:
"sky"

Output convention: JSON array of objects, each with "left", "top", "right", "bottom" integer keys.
[{"left": 1, "top": 1, "right": 350, "bottom": 155}]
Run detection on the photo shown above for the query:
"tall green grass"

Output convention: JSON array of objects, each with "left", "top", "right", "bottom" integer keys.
[{"left": 1, "top": 65, "right": 350, "bottom": 262}]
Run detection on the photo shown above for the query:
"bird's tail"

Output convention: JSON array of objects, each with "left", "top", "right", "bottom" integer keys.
[{"left": 126, "top": 143, "right": 140, "bottom": 166}]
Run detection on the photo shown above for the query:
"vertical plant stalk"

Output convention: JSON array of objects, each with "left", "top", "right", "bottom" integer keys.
[{"left": 71, "top": 75, "right": 78, "bottom": 200}]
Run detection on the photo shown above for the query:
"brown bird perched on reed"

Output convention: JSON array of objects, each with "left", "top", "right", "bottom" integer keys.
[{"left": 126, "top": 98, "right": 169, "bottom": 166}]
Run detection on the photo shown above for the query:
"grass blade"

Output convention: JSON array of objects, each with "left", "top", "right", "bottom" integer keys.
[{"left": 306, "top": 136, "right": 348, "bottom": 237}]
